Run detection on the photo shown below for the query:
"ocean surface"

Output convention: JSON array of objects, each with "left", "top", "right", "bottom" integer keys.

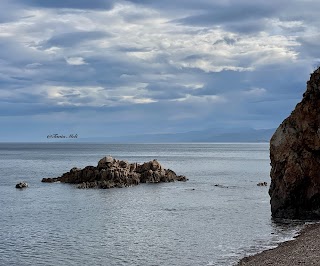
[{"left": 0, "top": 143, "right": 304, "bottom": 266}]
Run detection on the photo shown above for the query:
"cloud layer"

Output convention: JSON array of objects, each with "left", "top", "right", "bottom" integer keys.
[{"left": 0, "top": 0, "right": 319, "bottom": 140}]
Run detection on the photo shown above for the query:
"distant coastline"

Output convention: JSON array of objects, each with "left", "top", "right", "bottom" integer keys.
[
  {"left": 46, "top": 128, "right": 274, "bottom": 143},
  {"left": 0, "top": 128, "right": 275, "bottom": 143}
]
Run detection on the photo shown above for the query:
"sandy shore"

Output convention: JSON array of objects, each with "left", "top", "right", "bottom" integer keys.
[{"left": 237, "top": 223, "right": 320, "bottom": 266}]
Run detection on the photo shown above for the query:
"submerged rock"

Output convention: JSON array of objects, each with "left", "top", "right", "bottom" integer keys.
[
  {"left": 42, "top": 156, "right": 187, "bottom": 189},
  {"left": 270, "top": 67, "right": 320, "bottom": 219},
  {"left": 15, "top": 182, "right": 28, "bottom": 189}
]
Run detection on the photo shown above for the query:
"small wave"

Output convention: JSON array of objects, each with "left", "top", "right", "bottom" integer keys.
[
  {"left": 163, "top": 208, "right": 178, "bottom": 212},
  {"left": 235, "top": 221, "right": 306, "bottom": 265},
  {"left": 213, "top": 184, "right": 229, "bottom": 188}
]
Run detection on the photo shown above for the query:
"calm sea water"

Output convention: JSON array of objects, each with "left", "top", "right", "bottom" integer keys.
[{"left": 0, "top": 143, "right": 303, "bottom": 266}]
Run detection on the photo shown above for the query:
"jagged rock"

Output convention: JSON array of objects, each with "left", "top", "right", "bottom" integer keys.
[
  {"left": 97, "top": 156, "right": 113, "bottom": 169},
  {"left": 42, "top": 157, "right": 188, "bottom": 189},
  {"left": 270, "top": 67, "right": 320, "bottom": 219},
  {"left": 15, "top": 182, "right": 28, "bottom": 189}
]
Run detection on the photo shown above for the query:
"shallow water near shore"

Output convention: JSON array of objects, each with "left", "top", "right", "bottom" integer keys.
[{"left": 0, "top": 143, "right": 304, "bottom": 266}]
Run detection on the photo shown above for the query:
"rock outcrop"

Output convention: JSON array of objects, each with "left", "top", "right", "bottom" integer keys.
[
  {"left": 257, "top": 182, "right": 268, "bottom": 187},
  {"left": 42, "top": 156, "right": 187, "bottom": 189},
  {"left": 270, "top": 67, "right": 320, "bottom": 219},
  {"left": 16, "top": 182, "right": 28, "bottom": 189}
]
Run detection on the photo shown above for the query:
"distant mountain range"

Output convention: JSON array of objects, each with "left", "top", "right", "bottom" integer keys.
[{"left": 74, "top": 128, "right": 275, "bottom": 143}]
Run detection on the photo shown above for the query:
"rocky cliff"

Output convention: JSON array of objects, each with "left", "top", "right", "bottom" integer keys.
[
  {"left": 42, "top": 156, "right": 187, "bottom": 189},
  {"left": 270, "top": 67, "right": 320, "bottom": 219}
]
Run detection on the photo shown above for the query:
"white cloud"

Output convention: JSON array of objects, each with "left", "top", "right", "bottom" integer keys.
[
  {"left": 65, "top": 57, "right": 87, "bottom": 65},
  {"left": 42, "top": 86, "right": 110, "bottom": 106},
  {"left": 244, "top": 88, "right": 267, "bottom": 96},
  {"left": 121, "top": 96, "right": 157, "bottom": 104},
  {"left": 30, "top": 83, "right": 157, "bottom": 107},
  {"left": 25, "top": 62, "right": 42, "bottom": 68},
  {"left": 182, "top": 83, "right": 204, "bottom": 90},
  {"left": 172, "top": 94, "right": 225, "bottom": 103}
]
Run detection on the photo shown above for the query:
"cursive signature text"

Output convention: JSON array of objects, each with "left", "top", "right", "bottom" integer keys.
[{"left": 47, "top": 134, "right": 78, "bottom": 139}]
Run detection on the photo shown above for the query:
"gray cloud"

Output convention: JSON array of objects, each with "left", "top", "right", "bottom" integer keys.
[
  {"left": 43, "top": 31, "right": 111, "bottom": 48},
  {"left": 0, "top": 0, "right": 26, "bottom": 24},
  {"left": 296, "top": 35, "right": 320, "bottom": 59},
  {"left": 16, "top": 0, "right": 115, "bottom": 10},
  {"left": 126, "top": 0, "right": 216, "bottom": 11},
  {"left": 128, "top": 0, "right": 280, "bottom": 35},
  {"left": 0, "top": 0, "right": 319, "bottom": 140},
  {"left": 223, "top": 20, "right": 267, "bottom": 34},
  {"left": 175, "top": 4, "right": 274, "bottom": 26}
]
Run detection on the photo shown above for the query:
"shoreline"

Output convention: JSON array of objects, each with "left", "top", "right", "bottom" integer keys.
[{"left": 237, "top": 222, "right": 320, "bottom": 265}]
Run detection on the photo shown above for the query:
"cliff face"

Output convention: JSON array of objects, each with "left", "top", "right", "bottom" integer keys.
[{"left": 270, "top": 67, "right": 320, "bottom": 219}]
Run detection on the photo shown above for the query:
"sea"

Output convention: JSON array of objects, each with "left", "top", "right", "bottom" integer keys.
[{"left": 0, "top": 143, "right": 304, "bottom": 266}]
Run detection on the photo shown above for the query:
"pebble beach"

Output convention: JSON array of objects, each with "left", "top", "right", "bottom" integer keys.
[{"left": 237, "top": 223, "right": 320, "bottom": 266}]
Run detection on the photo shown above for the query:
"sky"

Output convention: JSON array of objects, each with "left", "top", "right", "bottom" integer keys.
[{"left": 0, "top": 0, "right": 319, "bottom": 141}]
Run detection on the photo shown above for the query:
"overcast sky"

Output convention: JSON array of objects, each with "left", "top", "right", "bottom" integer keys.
[{"left": 0, "top": 0, "right": 319, "bottom": 141}]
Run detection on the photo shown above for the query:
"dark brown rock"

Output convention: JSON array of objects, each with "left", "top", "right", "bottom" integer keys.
[
  {"left": 42, "top": 156, "right": 188, "bottom": 189},
  {"left": 270, "top": 67, "right": 320, "bottom": 219},
  {"left": 42, "top": 177, "right": 59, "bottom": 183}
]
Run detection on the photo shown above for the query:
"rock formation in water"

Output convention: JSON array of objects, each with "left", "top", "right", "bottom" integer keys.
[
  {"left": 15, "top": 182, "right": 28, "bottom": 189},
  {"left": 270, "top": 67, "right": 320, "bottom": 219},
  {"left": 42, "top": 156, "right": 187, "bottom": 189}
]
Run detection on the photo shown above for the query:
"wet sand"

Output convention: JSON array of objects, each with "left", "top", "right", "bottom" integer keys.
[{"left": 237, "top": 223, "right": 320, "bottom": 266}]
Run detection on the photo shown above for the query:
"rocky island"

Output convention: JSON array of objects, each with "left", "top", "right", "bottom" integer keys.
[
  {"left": 42, "top": 156, "right": 187, "bottom": 189},
  {"left": 270, "top": 67, "right": 320, "bottom": 219},
  {"left": 15, "top": 182, "right": 28, "bottom": 189}
]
